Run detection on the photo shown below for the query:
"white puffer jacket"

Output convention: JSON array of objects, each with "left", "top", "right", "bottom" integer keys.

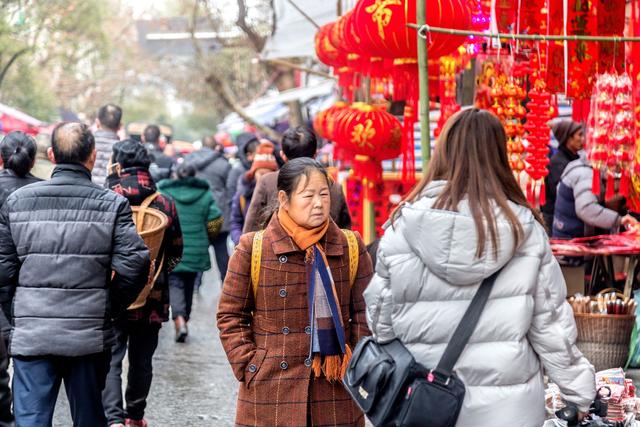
[{"left": 364, "top": 181, "right": 595, "bottom": 427}]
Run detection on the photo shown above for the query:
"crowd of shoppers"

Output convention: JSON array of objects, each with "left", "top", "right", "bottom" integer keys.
[{"left": 0, "top": 101, "right": 601, "bottom": 427}]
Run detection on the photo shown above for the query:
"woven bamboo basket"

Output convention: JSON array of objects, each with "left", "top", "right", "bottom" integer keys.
[
  {"left": 128, "top": 204, "right": 169, "bottom": 310},
  {"left": 574, "top": 313, "right": 635, "bottom": 371},
  {"left": 131, "top": 206, "right": 168, "bottom": 261}
]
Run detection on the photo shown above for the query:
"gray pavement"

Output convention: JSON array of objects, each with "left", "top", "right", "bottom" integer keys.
[{"left": 53, "top": 262, "right": 239, "bottom": 426}]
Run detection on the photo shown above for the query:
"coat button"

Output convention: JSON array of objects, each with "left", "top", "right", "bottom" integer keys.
[
  {"left": 282, "top": 327, "right": 290, "bottom": 335},
  {"left": 279, "top": 289, "right": 287, "bottom": 298},
  {"left": 304, "top": 358, "right": 312, "bottom": 367},
  {"left": 278, "top": 255, "right": 288, "bottom": 264},
  {"left": 304, "top": 326, "right": 311, "bottom": 335},
  {"left": 280, "top": 361, "right": 288, "bottom": 370},
  {"left": 248, "top": 364, "right": 257, "bottom": 373}
]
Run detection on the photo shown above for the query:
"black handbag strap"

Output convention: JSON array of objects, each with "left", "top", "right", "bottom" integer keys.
[{"left": 433, "top": 269, "right": 500, "bottom": 379}]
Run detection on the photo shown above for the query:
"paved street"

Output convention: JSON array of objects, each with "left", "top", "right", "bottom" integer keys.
[{"left": 53, "top": 260, "right": 239, "bottom": 426}]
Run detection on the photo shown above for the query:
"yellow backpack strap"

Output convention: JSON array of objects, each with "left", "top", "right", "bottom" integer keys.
[
  {"left": 251, "top": 230, "right": 265, "bottom": 300},
  {"left": 342, "top": 230, "right": 359, "bottom": 287}
]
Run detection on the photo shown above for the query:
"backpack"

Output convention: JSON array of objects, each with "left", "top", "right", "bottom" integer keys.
[{"left": 250, "top": 229, "right": 359, "bottom": 299}]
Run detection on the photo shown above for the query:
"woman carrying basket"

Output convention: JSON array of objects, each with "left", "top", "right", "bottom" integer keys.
[
  {"left": 104, "top": 140, "right": 183, "bottom": 427},
  {"left": 217, "top": 158, "right": 373, "bottom": 426},
  {"left": 365, "top": 109, "right": 595, "bottom": 427}
]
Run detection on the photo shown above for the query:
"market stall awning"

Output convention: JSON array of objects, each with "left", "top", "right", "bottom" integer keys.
[
  {"left": 262, "top": 0, "right": 357, "bottom": 60},
  {"left": 0, "top": 103, "right": 46, "bottom": 136}
]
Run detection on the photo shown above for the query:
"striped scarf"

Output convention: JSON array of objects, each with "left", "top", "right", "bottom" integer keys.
[{"left": 278, "top": 209, "right": 351, "bottom": 382}]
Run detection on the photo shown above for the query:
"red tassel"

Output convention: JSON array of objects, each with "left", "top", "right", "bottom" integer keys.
[
  {"left": 402, "top": 104, "right": 416, "bottom": 185},
  {"left": 592, "top": 168, "right": 601, "bottom": 196},
  {"left": 539, "top": 181, "right": 546, "bottom": 207},
  {"left": 620, "top": 170, "right": 630, "bottom": 198},
  {"left": 526, "top": 179, "right": 534, "bottom": 206},
  {"left": 605, "top": 172, "right": 615, "bottom": 201}
]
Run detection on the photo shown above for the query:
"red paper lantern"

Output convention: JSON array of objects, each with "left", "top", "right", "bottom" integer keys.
[
  {"left": 315, "top": 23, "right": 346, "bottom": 68},
  {"left": 353, "top": 0, "right": 472, "bottom": 60},
  {"left": 333, "top": 103, "right": 402, "bottom": 161},
  {"left": 313, "top": 102, "right": 350, "bottom": 141}
]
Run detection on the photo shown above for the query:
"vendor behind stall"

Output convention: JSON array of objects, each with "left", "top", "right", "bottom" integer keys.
[
  {"left": 542, "top": 120, "right": 584, "bottom": 231},
  {"left": 553, "top": 155, "right": 638, "bottom": 240}
]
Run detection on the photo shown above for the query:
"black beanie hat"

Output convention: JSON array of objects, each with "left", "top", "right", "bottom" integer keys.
[{"left": 552, "top": 120, "right": 582, "bottom": 147}]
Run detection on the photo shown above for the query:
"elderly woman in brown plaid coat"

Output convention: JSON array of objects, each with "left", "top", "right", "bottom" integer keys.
[{"left": 217, "top": 158, "right": 373, "bottom": 427}]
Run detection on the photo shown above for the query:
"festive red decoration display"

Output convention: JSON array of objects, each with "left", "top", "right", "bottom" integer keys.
[
  {"left": 587, "top": 73, "right": 636, "bottom": 200},
  {"left": 333, "top": 103, "right": 402, "bottom": 161},
  {"left": 489, "top": 76, "right": 527, "bottom": 176},
  {"left": 435, "top": 56, "right": 461, "bottom": 137},
  {"left": 524, "top": 79, "right": 554, "bottom": 207}
]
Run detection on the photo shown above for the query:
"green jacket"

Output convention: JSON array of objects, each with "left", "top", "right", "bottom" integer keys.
[{"left": 158, "top": 177, "right": 222, "bottom": 273}]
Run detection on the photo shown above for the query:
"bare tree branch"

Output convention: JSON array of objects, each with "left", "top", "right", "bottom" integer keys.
[
  {"left": 236, "top": 0, "right": 267, "bottom": 52},
  {"left": 205, "top": 72, "right": 282, "bottom": 141},
  {"left": 0, "top": 47, "right": 33, "bottom": 88}
]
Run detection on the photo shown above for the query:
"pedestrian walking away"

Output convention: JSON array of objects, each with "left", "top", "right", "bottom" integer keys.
[
  {"left": 104, "top": 139, "right": 184, "bottom": 427},
  {"left": 93, "top": 104, "right": 123, "bottom": 187},
  {"left": 158, "top": 162, "right": 223, "bottom": 343},
  {"left": 0, "top": 130, "right": 42, "bottom": 426},
  {"left": 364, "top": 109, "right": 596, "bottom": 427},
  {"left": 230, "top": 139, "right": 278, "bottom": 245},
  {"left": 218, "top": 158, "right": 373, "bottom": 427},
  {"left": 0, "top": 122, "right": 150, "bottom": 427},
  {"left": 187, "top": 136, "right": 232, "bottom": 282},
  {"left": 243, "top": 126, "right": 352, "bottom": 234},
  {"left": 143, "top": 124, "right": 175, "bottom": 183}
]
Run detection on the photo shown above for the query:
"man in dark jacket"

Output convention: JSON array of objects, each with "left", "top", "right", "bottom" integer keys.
[
  {"left": 0, "top": 122, "right": 150, "bottom": 427},
  {"left": 93, "top": 104, "right": 122, "bottom": 187},
  {"left": 143, "top": 124, "right": 175, "bottom": 183},
  {"left": 186, "top": 136, "right": 231, "bottom": 280},
  {"left": 542, "top": 120, "right": 584, "bottom": 230},
  {"left": 243, "top": 126, "right": 352, "bottom": 233}
]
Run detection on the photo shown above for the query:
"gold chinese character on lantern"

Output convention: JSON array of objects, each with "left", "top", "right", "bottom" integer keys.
[
  {"left": 365, "top": 0, "right": 402, "bottom": 40},
  {"left": 351, "top": 119, "right": 376, "bottom": 150}
]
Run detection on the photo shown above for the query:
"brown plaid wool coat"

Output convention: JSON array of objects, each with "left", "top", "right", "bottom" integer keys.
[{"left": 217, "top": 215, "right": 373, "bottom": 427}]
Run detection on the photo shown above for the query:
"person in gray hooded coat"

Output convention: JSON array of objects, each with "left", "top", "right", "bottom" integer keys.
[{"left": 365, "top": 109, "right": 595, "bottom": 427}]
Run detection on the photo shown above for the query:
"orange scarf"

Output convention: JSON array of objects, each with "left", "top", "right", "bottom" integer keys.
[{"left": 277, "top": 208, "right": 329, "bottom": 253}]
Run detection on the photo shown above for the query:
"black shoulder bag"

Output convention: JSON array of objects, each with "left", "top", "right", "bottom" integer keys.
[{"left": 343, "top": 270, "right": 499, "bottom": 427}]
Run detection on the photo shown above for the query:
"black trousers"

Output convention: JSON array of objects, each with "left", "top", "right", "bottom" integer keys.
[
  {"left": 13, "top": 351, "right": 111, "bottom": 427},
  {"left": 211, "top": 231, "right": 229, "bottom": 281},
  {"left": 169, "top": 272, "right": 198, "bottom": 321},
  {"left": 0, "top": 336, "right": 12, "bottom": 427},
  {"left": 103, "top": 321, "right": 160, "bottom": 424}
]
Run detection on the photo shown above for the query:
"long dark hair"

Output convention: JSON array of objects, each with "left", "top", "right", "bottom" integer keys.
[
  {"left": 394, "top": 108, "right": 543, "bottom": 258},
  {"left": 1, "top": 131, "right": 37, "bottom": 177}
]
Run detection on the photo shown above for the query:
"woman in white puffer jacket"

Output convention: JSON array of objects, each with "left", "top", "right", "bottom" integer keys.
[{"left": 364, "top": 108, "right": 595, "bottom": 427}]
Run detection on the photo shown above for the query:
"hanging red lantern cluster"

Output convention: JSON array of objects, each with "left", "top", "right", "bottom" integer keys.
[
  {"left": 524, "top": 79, "right": 553, "bottom": 207},
  {"left": 490, "top": 76, "right": 527, "bottom": 176},
  {"left": 587, "top": 73, "right": 636, "bottom": 200},
  {"left": 333, "top": 103, "right": 402, "bottom": 161}
]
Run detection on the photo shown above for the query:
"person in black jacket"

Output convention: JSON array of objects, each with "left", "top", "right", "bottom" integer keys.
[
  {"left": 0, "top": 131, "right": 41, "bottom": 207},
  {"left": 143, "top": 124, "right": 174, "bottom": 183},
  {"left": 0, "top": 122, "right": 150, "bottom": 427},
  {"left": 542, "top": 120, "right": 584, "bottom": 231},
  {"left": 0, "top": 131, "right": 42, "bottom": 426},
  {"left": 104, "top": 140, "right": 183, "bottom": 427}
]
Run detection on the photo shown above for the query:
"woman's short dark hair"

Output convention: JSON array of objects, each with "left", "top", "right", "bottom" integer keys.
[
  {"left": 112, "top": 139, "right": 152, "bottom": 169},
  {"left": 277, "top": 157, "right": 329, "bottom": 198},
  {"left": 175, "top": 161, "right": 196, "bottom": 179},
  {"left": 1, "top": 131, "right": 37, "bottom": 176},
  {"left": 281, "top": 126, "right": 317, "bottom": 159}
]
